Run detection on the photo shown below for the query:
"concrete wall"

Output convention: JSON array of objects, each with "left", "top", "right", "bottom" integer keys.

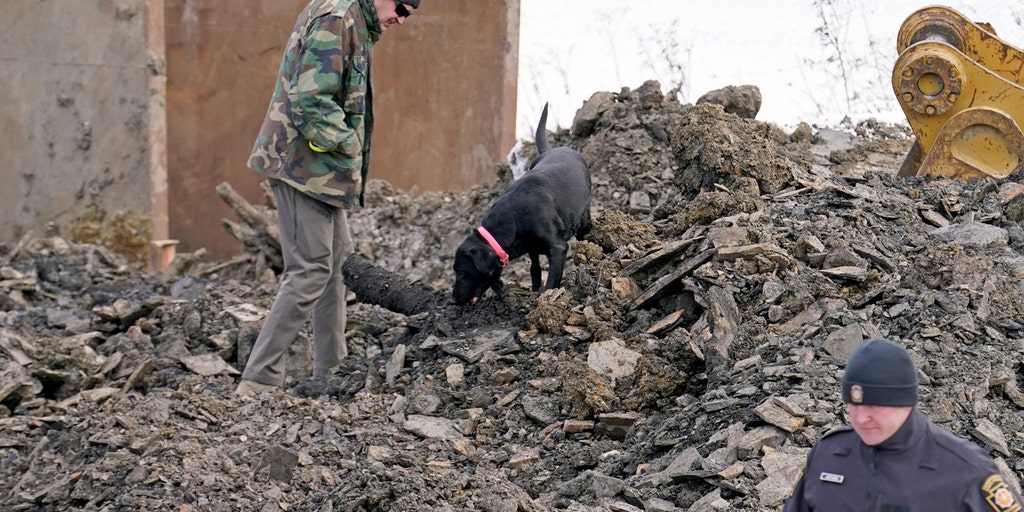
[
  {"left": 0, "top": 0, "right": 166, "bottom": 262},
  {"left": 0, "top": 0, "right": 519, "bottom": 263}
]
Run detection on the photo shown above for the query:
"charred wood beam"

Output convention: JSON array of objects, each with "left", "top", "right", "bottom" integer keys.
[
  {"left": 219, "top": 219, "right": 284, "bottom": 272},
  {"left": 217, "top": 181, "right": 444, "bottom": 317},
  {"left": 216, "top": 182, "right": 280, "bottom": 246},
  {"left": 342, "top": 254, "right": 444, "bottom": 316},
  {"left": 216, "top": 181, "right": 284, "bottom": 272}
]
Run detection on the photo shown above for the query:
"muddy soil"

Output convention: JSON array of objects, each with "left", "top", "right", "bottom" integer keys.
[{"left": 2, "top": 80, "right": 1024, "bottom": 511}]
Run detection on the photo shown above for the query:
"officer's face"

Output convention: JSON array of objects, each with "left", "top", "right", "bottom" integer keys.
[{"left": 846, "top": 404, "right": 913, "bottom": 446}]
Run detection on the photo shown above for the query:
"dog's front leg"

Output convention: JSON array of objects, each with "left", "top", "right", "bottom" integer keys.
[
  {"left": 529, "top": 253, "right": 543, "bottom": 291},
  {"left": 490, "top": 278, "right": 505, "bottom": 297},
  {"left": 544, "top": 248, "right": 568, "bottom": 290}
]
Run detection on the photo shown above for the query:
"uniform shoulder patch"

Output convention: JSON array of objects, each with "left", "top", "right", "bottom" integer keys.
[{"left": 982, "top": 474, "right": 1022, "bottom": 512}]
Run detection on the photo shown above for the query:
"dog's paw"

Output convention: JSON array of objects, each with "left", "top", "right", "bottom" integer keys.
[{"left": 491, "top": 279, "right": 505, "bottom": 296}]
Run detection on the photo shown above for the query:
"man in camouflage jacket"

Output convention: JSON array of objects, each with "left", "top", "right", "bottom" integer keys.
[{"left": 238, "top": 0, "right": 420, "bottom": 396}]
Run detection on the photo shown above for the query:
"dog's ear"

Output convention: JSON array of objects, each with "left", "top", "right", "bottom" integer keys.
[{"left": 471, "top": 247, "right": 498, "bottom": 277}]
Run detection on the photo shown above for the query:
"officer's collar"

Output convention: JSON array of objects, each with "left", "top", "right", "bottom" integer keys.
[{"left": 874, "top": 407, "right": 925, "bottom": 452}]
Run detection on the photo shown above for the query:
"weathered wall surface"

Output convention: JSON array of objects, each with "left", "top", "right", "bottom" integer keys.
[
  {"left": 163, "top": 0, "right": 309, "bottom": 260},
  {"left": 372, "top": 0, "right": 520, "bottom": 194},
  {"left": 0, "top": 0, "right": 519, "bottom": 262},
  {"left": 0, "top": 0, "right": 164, "bottom": 262},
  {"left": 166, "top": 0, "right": 520, "bottom": 259}
]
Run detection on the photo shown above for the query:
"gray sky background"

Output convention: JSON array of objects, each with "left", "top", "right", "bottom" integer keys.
[{"left": 517, "top": 1, "right": 1024, "bottom": 139}]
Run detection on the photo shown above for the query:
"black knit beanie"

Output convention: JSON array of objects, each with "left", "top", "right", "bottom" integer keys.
[
  {"left": 841, "top": 338, "right": 918, "bottom": 406},
  {"left": 397, "top": 0, "right": 420, "bottom": 7}
]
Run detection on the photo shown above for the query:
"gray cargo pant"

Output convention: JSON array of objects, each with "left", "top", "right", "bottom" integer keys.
[{"left": 241, "top": 179, "right": 352, "bottom": 386}]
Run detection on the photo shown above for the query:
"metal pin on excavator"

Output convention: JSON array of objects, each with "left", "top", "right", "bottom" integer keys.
[{"left": 893, "top": 5, "right": 1024, "bottom": 179}]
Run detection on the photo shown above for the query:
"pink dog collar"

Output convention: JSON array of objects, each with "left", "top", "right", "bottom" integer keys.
[{"left": 476, "top": 226, "right": 510, "bottom": 266}]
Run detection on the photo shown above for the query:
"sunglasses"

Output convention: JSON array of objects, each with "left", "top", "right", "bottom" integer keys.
[{"left": 395, "top": 1, "right": 412, "bottom": 18}]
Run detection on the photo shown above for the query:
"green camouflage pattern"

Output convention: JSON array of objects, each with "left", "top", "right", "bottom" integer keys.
[{"left": 248, "top": 0, "right": 382, "bottom": 208}]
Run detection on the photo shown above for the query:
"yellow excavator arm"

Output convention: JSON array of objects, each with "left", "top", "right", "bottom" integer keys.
[{"left": 893, "top": 5, "right": 1024, "bottom": 179}]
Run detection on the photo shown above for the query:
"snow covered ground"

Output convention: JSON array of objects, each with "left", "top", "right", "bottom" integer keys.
[{"left": 517, "top": 1, "right": 1024, "bottom": 138}]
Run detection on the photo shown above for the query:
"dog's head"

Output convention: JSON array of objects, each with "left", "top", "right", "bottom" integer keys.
[{"left": 451, "top": 236, "right": 503, "bottom": 305}]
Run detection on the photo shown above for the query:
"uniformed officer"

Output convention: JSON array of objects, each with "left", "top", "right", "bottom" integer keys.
[{"left": 783, "top": 338, "right": 1023, "bottom": 512}]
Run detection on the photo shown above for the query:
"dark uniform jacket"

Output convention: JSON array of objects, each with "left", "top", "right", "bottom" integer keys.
[
  {"left": 783, "top": 409, "right": 1022, "bottom": 512},
  {"left": 248, "top": 0, "right": 379, "bottom": 208}
]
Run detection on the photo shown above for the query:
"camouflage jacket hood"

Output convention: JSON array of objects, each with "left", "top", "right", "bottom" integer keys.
[{"left": 248, "top": 0, "right": 379, "bottom": 208}]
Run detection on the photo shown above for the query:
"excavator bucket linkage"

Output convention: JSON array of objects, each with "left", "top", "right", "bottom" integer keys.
[{"left": 894, "top": 6, "right": 1024, "bottom": 179}]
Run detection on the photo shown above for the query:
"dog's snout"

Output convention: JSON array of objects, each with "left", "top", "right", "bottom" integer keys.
[{"left": 450, "top": 284, "right": 472, "bottom": 306}]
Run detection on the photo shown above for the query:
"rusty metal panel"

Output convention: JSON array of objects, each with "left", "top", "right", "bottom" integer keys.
[
  {"left": 372, "top": 0, "right": 520, "bottom": 194},
  {"left": 164, "top": 0, "right": 310, "bottom": 259},
  {"left": 165, "top": 0, "right": 520, "bottom": 260},
  {"left": 0, "top": 0, "right": 162, "bottom": 262}
]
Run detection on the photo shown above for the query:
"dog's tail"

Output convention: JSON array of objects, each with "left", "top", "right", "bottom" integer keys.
[{"left": 535, "top": 103, "right": 550, "bottom": 155}]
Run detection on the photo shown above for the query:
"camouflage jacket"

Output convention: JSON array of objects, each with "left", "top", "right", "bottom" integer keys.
[{"left": 248, "top": 0, "right": 380, "bottom": 208}]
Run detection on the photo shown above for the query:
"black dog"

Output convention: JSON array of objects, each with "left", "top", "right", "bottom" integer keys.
[{"left": 451, "top": 103, "right": 592, "bottom": 305}]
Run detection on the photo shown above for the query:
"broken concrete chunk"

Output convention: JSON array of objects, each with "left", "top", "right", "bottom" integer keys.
[
  {"left": 822, "top": 323, "right": 864, "bottom": 362},
  {"left": 440, "top": 328, "right": 518, "bottom": 363},
  {"left": 587, "top": 339, "right": 640, "bottom": 384},
  {"left": 509, "top": 446, "right": 541, "bottom": 469},
  {"left": 256, "top": 445, "right": 299, "bottom": 483},
  {"left": 820, "top": 265, "right": 868, "bottom": 282},
  {"left": 445, "top": 363, "right": 465, "bottom": 387},
  {"left": 972, "top": 418, "right": 1010, "bottom": 456},
  {"left": 385, "top": 344, "right": 407, "bottom": 385},
  {"left": 403, "top": 414, "right": 465, "bottom": 442},
  {"left": 180, "top": 353, "right": 240, "bottom": 377},
  {"left": 757, "top": 447, "right": 808, "bottom": 508},
  {"left": 522, "top": 395, "right": 560, "bottom": 425},
  {"left": 596, "top": 412, "right": 640, "bottom": 440},
  {"left": 754, "top": 399, "right": 805, "bottom": 433},
  {"left": 737, "top": 426, "right": 786, "bottom": 460}
]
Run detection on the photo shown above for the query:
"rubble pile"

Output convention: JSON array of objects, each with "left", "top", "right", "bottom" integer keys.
[{"left": 2, "top": 80, "right": 1024, "bottom": 511}]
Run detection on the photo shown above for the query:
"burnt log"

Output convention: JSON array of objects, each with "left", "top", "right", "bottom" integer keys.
[
  {"left": 216, "top": 181, "right": 444, "bottom": 316},
  {"left": 342, "top": 254, "right": 444, "bottom": 316},
  {"left": 216, "top": 181, "right": 280, "bottom": 245}
]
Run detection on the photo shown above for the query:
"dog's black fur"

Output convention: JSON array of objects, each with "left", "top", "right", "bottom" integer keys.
[{"left": 451, "top": 104, "right": 592, "bottom": 305}]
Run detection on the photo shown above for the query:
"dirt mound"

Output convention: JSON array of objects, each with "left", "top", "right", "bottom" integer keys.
[{"left": 3, "top": 80, "right": 1024, "bottom": 511}]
